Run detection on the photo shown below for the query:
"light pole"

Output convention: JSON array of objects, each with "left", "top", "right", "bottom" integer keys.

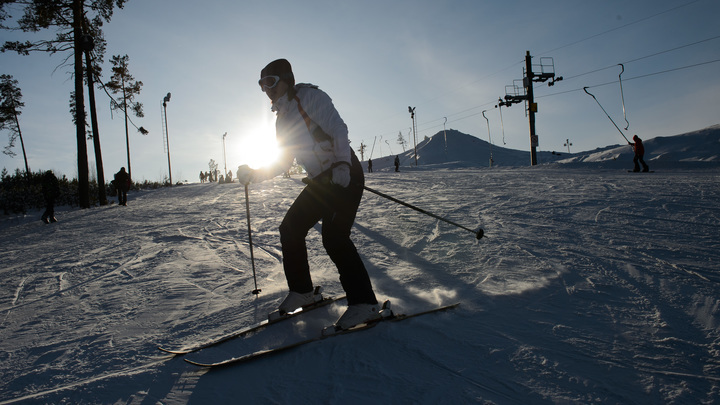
[
  {"left": 162, "top": 92, "right": 172, "bottom": 186},
  {"left": 408, "top": 106, "right": 417, "bottom": 166},
  {"left": 222, "top": 132, "right": 227, "bottom": 178}
]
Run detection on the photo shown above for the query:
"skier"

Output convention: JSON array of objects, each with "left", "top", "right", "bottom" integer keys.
[
  {"left": 237, "top": 59, "right": 381, "bottom": 330},
  {"left": 630, "top": 135, "right": 649, "bottom": 172},
  {"left": 394, "top": 155, "right": 400, "bottom": 172},
  {"left": 40, "top": 170, "right": 60, "bottom": 224},
  {"left": 114, "top": 167, "right": 130, "bottom": 206},
  {"left": 367, "top": 158, "right": 373, "bottom": 173}
]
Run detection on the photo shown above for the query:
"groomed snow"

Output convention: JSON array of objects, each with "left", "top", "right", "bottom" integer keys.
[{"left": 1, "top": 129, "right": 719, "bottom": 404}]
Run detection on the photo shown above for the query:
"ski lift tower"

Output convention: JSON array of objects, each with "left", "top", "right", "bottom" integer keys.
[
  {"left": 523, "top": 51, "right": 562, "bottom": 165},
  {"left": 499, "top": 52, "right": 563, "bottom": 165}
]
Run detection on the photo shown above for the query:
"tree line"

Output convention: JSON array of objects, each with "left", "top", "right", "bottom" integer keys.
[
  {"left": 0, "top": 167, "right": 169, "bottom": 215},
  {"left": 1, "top": 1, "right": 146, "bottom": 208}
]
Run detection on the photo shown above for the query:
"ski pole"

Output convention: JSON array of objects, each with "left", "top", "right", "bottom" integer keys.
[
  {"left": 244, "top": 184, "right": 261, "bottom": 295},
  {"left": 301, "top": 178, "right": 484, "bottom": 239},
  {"left": 363, "top": 185, "right": 484, "bottom": 240},
  {"left": 583, "top": 87, "right": 631, "bottom": 144}
]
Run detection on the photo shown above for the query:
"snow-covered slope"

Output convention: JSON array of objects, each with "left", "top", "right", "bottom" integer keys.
[
  {"left": 1, "top": 125, "right": 719, "bottom": 404},
  {"left": 1, "top": 163, "right": 719, "bottom": 403},
  {"left": 557, "top": 124, "right": 720, "bottom": 169}
]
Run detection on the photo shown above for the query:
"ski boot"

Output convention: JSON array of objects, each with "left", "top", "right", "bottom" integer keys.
[
  {"left": 335, "top": 300, "right": 392, "bottom": 331},
  {"left": 268, "top": 286, "right": 324, "bottom": 321}
]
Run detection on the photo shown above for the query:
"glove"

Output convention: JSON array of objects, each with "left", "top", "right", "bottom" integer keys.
[
  {"left": 331, "top": 164, "right": 351, "bottom": 188},
  {"left": 236, "top": 164, "right": 256, "bottom": 185}
]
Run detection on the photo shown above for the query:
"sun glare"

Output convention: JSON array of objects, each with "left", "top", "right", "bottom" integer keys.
[{"left": 237, "top": 121, "right": 280, "bottom": 170}]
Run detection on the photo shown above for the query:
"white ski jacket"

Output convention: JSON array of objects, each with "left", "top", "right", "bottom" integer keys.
[{"left": 267, "top": 83, "right": 352, "bottom": 179}]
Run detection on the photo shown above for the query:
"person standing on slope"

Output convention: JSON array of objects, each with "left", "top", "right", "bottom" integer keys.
[
  {"left": 114, "top": 167, "right": 130, "bottom": 206},
  {"left": 237, "top": 59, "right": 381, "bottom": 330},
  {"left": 630, "top": 135, "right": 650, "bottom": 172},
  {"left": 41, "top": 170, "right": 60, "bottom": 224}
]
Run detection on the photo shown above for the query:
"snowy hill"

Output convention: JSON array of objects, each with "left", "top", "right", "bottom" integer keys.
[
  {"left": 365, "top": 129, "right": 568, "bottom": 170},
  {"left": 557, "top": 124, "right": 720, "bottom": 169},
  {"left": 366, "top": 124, "right": 720, "bottom": 171},
  {"left": 1, "top": 127, "right": 719, "bottom": 403}
]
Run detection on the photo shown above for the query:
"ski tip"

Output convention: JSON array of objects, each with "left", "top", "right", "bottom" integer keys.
[
  {"left": 158, "top": 347, "right": 189, "bottom": 355},
  {"left": 184, "top": 358, "right": 213, "bottom": 367}
]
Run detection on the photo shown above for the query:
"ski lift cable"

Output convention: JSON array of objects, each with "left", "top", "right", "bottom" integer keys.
[
  {"left": 559, "top": 34, "right": 720, "bottom": 83},
  {"left": 536, "top": 58, "right": 720, "bottom": 101},
  {"left": 622, "top": 34, "right": 720, "bottom": 65},
  {"left": 537, "top": 0, "right": 702, "bottom": 56},
  {"left": 422, "top": 0, "right": 703, "bottom": 120},
  {"left": 365, "top": 33, "right": 718, "bottom": 142},
  {"left": 435, "top": 56, "right": 719, "bottom": 135},
  {"left": 393, "top": 56, "right": 718, "bottom": 143},
  {"left": 387, "top": 45, "right": 719, "bottom": 140}
]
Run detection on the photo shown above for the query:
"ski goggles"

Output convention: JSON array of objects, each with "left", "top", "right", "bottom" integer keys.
[{"left": 258, "top": 75, "right": 280, "bottom": 91}]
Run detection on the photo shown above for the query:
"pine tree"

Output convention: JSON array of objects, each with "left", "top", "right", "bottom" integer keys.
[
  {"left": 1, "top": 0, "right": 129, "bottom": 208},
  {"left": 0, "top": 74, "right": 30, "bottom": 179},
  {"left": 397, "top": 131, "right": 407, "bottom": 152},
  {"left": 105, "top": 54, "right": 144, "bottom": 181},
  {"left": 209, "top": 159, "right": 218, "bottom": 182}
]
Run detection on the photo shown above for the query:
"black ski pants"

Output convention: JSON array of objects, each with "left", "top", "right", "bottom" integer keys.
[
  {"left": 633, "top": 153, "right": 649, "bottom": 172},
  {"left": 118, "top": 188, "right": 128, "bottom": 205},
  {"left": 279, "top": 153, "right": 377, "bottom": 306},
  {"left": 41, "top": 197, "right": 55, "bottom": 222}
]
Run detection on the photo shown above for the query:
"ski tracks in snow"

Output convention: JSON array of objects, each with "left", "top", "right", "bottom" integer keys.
[{"left": 1, "top": 171, "right": 720, "bottom": 403}]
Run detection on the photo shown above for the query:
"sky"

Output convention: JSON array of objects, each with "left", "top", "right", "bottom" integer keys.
[{"left": 1, "top": 0, "right": 719, "bottom": 182}]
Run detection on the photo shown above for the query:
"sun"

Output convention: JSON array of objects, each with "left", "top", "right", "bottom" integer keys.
[{"left": 235, "top": 119, "right": 280, "bottom": 170}]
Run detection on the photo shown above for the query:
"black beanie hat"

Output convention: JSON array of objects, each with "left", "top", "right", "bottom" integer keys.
[{"left": 261, "top": 59, "right": 295, "bottom": 87}]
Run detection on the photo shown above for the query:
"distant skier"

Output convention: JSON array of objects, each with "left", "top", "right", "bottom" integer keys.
[
  {"left": 40, "top": 170, "right": 60, "bottom": 224},
  {"left": 629, "top": 135, "right": 649, "bottom": 172},
  {"left": 237, "top": 59, "right": 381, "bottom": 330},
  {"left": 114, "top": 167, "right": 130, "bottom": 206},
  {"left": 367, "top": 158, "right": 373, "bottom": 173},
  {"left": 394, "top": 155, "right": 400, "bottom": 172}
]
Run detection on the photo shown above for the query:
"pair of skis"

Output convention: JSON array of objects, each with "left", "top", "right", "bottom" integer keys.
[
  {"left": 157, "top": 294, "right": 345, "bottom": 355},
  {"left": 158, "top": 298, "right": 459, "bottom": 368}
]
